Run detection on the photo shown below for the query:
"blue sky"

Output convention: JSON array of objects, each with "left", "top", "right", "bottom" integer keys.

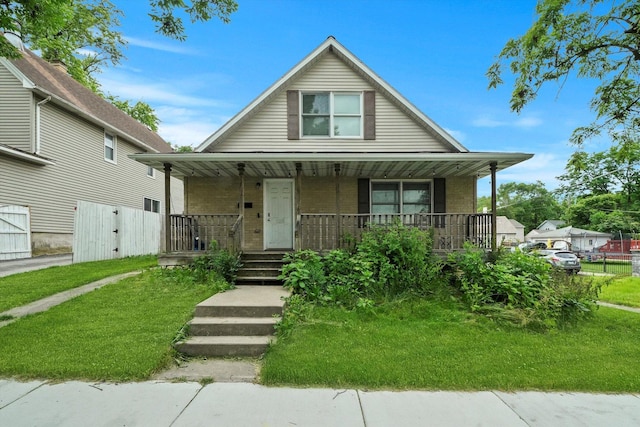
[{"left": 98, "top": 0, "right": 606, "bottom": 197}]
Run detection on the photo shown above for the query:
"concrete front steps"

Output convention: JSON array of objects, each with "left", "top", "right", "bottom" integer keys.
[
  {"left": 235, "top": 252, "right": 288, "bottom": 286},
  {"left": 175, "top": 285, "right": 290, "bottom": 357}
]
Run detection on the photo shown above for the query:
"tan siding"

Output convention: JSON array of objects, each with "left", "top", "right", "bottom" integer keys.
[
  {"left": 0, "top": 102, "right": 175, "bottom": 235},
  {"left": 0, "top": 64, "right": 33, "bottom": 151},
  {"left": 213, "top": 53, "right": 449, "bottom": 153}
]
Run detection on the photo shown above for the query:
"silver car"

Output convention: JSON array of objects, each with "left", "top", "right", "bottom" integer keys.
[{"left": 535, "top": 249, "right": 581, "bottom": 274}]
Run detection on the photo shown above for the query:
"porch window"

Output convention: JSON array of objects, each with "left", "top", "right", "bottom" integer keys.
[
  {"left": 301, "top": 92, "right": 362, "bottom": 137},
  {"left": 371, "top": 181, "right": 431, "bottom": 215}
]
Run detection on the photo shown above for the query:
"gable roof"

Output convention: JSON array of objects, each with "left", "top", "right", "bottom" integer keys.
[
  {"left": 0, "top": 47, "right": 172, "bottom": 154},
  {"left": 197, "top": 36, "right": 468, "bottom": 153},
  {"left": 526, "top": 226, "right": 610, "bottom": 239},
  {"left": 537, "top": 220, "right": 565, "bottom": 230}
]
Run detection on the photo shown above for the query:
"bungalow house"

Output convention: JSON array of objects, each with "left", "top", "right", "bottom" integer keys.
[
  {"left": 536, "top": 220, "right": 565, "bottom": 232},
  {"left": 496, "top": 216, "right": 525, "bottom": 245},
  {"left": 525, "top": 226, "right": 610, "bottom": 252},
  {"left": 131, "top": 37, "right": 532, "bottom": 255},
  {"left": 0, "top": 36, "right": 183, "bottom": 259}
]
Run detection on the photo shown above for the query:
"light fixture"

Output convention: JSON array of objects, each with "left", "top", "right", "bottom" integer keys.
[{"left": 256, "top": 182, "right": 261, "bottom": 189}]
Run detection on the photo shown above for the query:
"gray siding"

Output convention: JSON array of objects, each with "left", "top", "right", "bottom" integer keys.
[
  {"left": 213, "top": 52, "right": 449, "bottom": 153},
  {"left": 0, "top": 64, "right": 33, "bottom": 151},
  {"left": 0, "top": 102, "right": 181, "bottom": 234}
]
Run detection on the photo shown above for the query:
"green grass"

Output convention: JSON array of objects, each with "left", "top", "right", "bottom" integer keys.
[
  {"left": 262, "top": 300, "right": 640, "bottom": 392},
  {"left": 581, "top": 260, "right": 631, "bottom": 276},
  {"left": 599, "top": 276, "right": 640, "bottom": 308},
  {"left": 0, "top": 270, "right": 225, "bottom": 381},
  {"left": 0, "top": 255, "right": 157, "bottom": 312}
]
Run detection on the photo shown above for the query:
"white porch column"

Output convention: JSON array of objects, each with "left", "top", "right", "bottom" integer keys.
[{"left": 163, "top": 162, "right": 172, "bottom": 253}]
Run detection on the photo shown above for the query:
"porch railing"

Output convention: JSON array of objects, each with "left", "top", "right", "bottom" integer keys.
[
  {"left": 169, "top": 214, "right": 242, "bottom": 253},
  {"left": 299, "top": 213, "right": 491, "bottom": 252}
]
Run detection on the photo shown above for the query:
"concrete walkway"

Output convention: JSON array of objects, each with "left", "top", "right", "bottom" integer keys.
[
  {"left": 0, "top": 254, "right": 73, "bottom": 278},
  {"left": 1, "top": 380, "right": 639, "bottom": 426},
  {"left": 0, "top": 271, "right": 142, "bottom": 328}
]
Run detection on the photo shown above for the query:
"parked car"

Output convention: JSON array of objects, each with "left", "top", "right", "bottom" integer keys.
[
  {"left": 517, "top": 242, "right": 548, "bottom": 252},
  {"left": 534, "top": 249, "right": 581, "bottom": 274}
]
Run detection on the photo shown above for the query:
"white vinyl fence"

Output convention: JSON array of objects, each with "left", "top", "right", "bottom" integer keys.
[
  {"left": 73, "top": 201, "right": 161, "bottom": 263},
  {"left": 0, "top": 205, "right": 32, "bottom": 260}
]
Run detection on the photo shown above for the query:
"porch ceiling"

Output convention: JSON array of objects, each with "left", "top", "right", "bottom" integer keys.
[{"left": 129, "top": 152, "right": 533, "bottom": 179}]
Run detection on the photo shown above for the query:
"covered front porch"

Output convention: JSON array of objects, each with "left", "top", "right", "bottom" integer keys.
[
  {"left": 167, "top": 212, "right": 492, "bottom": 254},
  {"left": 130, "top": 152, "right": 532, "bottom": 256}
]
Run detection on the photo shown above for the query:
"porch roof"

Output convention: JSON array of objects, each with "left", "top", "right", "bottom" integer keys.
[{"left": 129, "top": 151, "right": 533, "bottom": 179}]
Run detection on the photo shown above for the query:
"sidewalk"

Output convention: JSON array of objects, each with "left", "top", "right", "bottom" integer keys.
[
  {"left": 0, "top": 254, "right": 72, "bottom": 278},
  {"left": 1, "top": 380, "right": 639, "bottom": 426}
]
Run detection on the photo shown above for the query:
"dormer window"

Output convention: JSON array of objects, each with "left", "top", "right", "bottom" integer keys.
[{"left": 301, "top": 92, "right": 362, "bottom": 137}]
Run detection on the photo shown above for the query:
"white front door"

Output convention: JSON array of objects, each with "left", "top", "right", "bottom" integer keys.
[{"left": 264, "top": 179, "right": 294, "bottom": 249}]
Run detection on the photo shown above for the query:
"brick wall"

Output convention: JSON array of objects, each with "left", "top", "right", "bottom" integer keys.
[
  {"left": 446, "top": 176, "right": 476, "bottom": 213},
  {"left": 185, "top": 175, "right": 476, "bottom": 250}
]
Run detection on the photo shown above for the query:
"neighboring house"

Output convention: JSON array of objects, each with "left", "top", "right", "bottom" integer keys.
[
  {"left": 525, "top": 226, "right": 610, "bottom": 252},
  {"left": 0, "top": 39, "right": 183, "bottom": 257},
  {"left": 496, "top": 216, "right": 525, "bottom": 245},
  {"left": 536, "top": 220, "right": 565, "bottom": 231},
  {"left": 131, "top": 37, "right": 532, "bottom": 254}
]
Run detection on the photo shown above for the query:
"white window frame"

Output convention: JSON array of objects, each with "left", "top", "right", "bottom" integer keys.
[
  {"left": 146, "top": 166, "right": 155, "bottom": 178},
  {"left": 143, "top": 197, "right": 161, "bottom": 213},
  {"left": 370, "top": 179, "right": 433, "bottom": 215},
  {"left": 300, "top": 91, "right": 363, "bottom": 138},
  {"left": 104, "top": 132, "right": 116, "bottom": 163}
]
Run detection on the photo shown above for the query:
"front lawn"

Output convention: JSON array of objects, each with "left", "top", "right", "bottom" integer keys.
[
  {"left": 0, "top": 269, "right": 227, "bottom": 381},
  {"left": 261, "top": 300, "right": 640, "bottom": 392},
  {"left": 0, "top": 255, "right": 157, "bottom": 312},
  {"left": 599, "top": 276, "right": 640, "bottom": 308}
]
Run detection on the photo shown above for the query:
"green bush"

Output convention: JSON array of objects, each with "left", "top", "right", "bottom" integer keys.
[
  {"left": 449, "top": 243, "right": 601, "bottom": 328},
  {"left": 280, "top": 222, "right": 443, "bottom": 307},
  {"left": 191, "top": 241, "right": 242, "bottom": 285},
  {"left": 279, "top": 250, "right": 327, "bottom": 301}
]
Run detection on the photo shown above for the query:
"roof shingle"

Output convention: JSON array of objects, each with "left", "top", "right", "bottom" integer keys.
[{"left": 9, "top": 49, "right": 172, "bottom": 154}]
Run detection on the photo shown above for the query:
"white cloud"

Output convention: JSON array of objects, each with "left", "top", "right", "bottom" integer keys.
[
  {"left": 514, "top": 117, "right": 543, "bottom": 128},
  {"left": 444, "top": 128, "right": 466, "bottom": 142},
  {"left": 472, "top": 116, "right": 506, "bottom": 127},
  {"left": 159, "top": 120, "right": 223, "bottom": 148},
  {"left": 125, "top": 36, "right": 199, "bottom": 55},
  {"left": 472, "top": 114, "right": 542, "bottom": 129},
  {"left": 476, "top": 152, "right": 569, "bottom": 197},
  {"left": 101, "top": 76, "right": 224, "bottom": 107}
]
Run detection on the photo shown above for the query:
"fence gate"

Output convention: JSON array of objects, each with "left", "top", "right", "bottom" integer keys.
[
  {"left": 73, "top": 201, "right": 161, "bottom": 263},
  {"left": 0, "top": 205, "right": 32, "bottom": 260}
]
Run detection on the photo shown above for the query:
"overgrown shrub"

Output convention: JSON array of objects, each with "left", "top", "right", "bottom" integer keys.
[
  {"left": 279, "top": 222, "right": 443, "bottom": 307},
  {"left": 191, "top": 241, "right": 242, "bottom": 285},
  {"left": 357, "top": 221, "right": 442, "bottom": 297},
  {"left": 449, "top": 243, "right": 602, "bottom": 328},
  {"left": 279, "top": 250, "right": 326, "bottom": 300}
]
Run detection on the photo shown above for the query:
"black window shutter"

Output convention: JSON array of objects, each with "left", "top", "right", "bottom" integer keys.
[
  {"left": 433, "top": 178, "right": 446, "bottom": 213},
  {"left": 358, "top": 178, "right": 370, "bottom": 213},
  {"left": 287, "top": 90, "right": 299, "bottom": 140},
  {"left": 363, "top": 91, "right": 375, "bottom": 140}
]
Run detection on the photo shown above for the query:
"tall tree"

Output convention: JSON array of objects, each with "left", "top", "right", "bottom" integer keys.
[
  {"left": 494, "top": 181, "right": 562, "bottom": 232},
  {"left": 558, "top": 132, "right": 640, "bottom": 203},
  {"left": 487, "top": 0, "right": 640, "bottom": 145},
  {"left": 1, "top": 1, "right": 237, "bottom": 129}
]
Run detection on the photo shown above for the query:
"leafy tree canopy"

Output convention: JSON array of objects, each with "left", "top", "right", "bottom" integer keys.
[
  {"left": 558, "top": 131, "right": 640, "bottom": 202},
  {"left": 488, "top": 0, "right": 640, "bottom": 145},
  {"left": 106, "top": 95, "right": 160, "bottom": 131},
  {"left": 478, "top": 181, "right": 562, "bottom": 232},
  {"left": 1, "top": 0, "right": 237, "bottom": 132}
]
